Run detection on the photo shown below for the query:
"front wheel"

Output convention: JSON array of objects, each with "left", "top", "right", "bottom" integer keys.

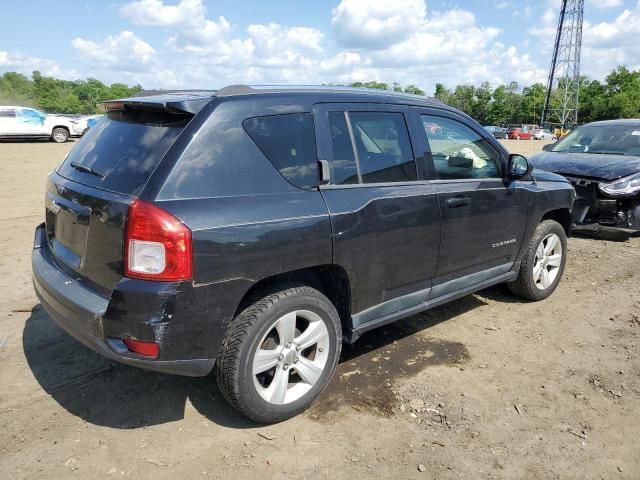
[
  {"left": 508, "top": 220, "right": 567, "bottom": 301},
  {"left": 51, "top": 127, "right": 69, "bottom": 143},
  {"left": 215, "top": 284, "right": 342, "bottom": 423}
]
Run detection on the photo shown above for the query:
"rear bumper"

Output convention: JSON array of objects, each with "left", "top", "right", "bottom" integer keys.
[{"left": 32, "top": 224, "right": 214, "bottom": 377}]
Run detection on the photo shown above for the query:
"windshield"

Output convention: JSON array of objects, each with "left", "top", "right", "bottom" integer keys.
[
  {"left": 57, "top": 109, "right": 191, "bottom": 196},
  {"left": 552, "top": 124, "right": 640, "bottom": 156}
]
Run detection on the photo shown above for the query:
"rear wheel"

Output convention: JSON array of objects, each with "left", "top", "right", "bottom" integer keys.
[
  {"left": 508, "top": 220, "right": 567, "bottom": 301},
  {"left": 215, "top": 284, "right": 341, "bottom": 423},
  {"left": 51, "top": 127, "right": 69, "bottom": 143}
]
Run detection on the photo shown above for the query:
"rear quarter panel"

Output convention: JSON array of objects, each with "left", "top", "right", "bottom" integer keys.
[{"left": 145, "top": 96, "right": 332, "bottom": 358}]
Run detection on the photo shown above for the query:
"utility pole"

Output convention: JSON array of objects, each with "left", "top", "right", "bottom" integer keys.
[{"left": 541, "top": 0, "right": 584, "bottom": 129}]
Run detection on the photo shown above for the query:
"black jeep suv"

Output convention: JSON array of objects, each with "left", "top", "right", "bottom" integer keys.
[{"left": 32, "top": 85, "right": 575, "bottom": 423}]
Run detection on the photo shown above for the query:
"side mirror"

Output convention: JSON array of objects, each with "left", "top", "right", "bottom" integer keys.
[
  {"left": 508, "top": 154, "right": 532, "bottom": 179},
  {"left": 542, "top": 143, "right": 554, "bottom": 152}
]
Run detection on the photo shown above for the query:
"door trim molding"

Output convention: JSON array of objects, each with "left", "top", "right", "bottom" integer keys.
[{"left": 347, "top": 262, "right": 519, "bottom": 342}]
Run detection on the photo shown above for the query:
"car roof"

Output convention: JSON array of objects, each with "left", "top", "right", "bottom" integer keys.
[
  {"left": 105, "top": 84, "right": 448, "bottom": 115},
  {"left": 583, "top": 119, "right": 640, "bottom": 127}
]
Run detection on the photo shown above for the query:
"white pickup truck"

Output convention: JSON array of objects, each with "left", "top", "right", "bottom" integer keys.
[{"left": 0, "top": 106, "right": 85, "bottom": 142}]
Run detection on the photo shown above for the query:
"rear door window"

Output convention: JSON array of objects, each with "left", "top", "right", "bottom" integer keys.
[
  {"left": 57, "top": 109, "right": 190, "bottom": 196},
  {"left": 244, "top": 113, "right": 318, "bottom": 189},
  {"left": 348, "top": 112, "right": 417, "bottom": 184},
  {"left": 326, "top": 110, "right": 417, "bottom": 185},
  {"left": 328, "top": 112, "right": 359, "bottom": 185}
]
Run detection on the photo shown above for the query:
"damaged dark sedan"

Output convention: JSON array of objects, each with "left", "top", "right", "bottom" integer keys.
[{"left": 531, "top": 119, "right": 640, "bottom": 240}]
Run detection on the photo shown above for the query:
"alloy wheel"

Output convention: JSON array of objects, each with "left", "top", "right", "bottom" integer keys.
[
  {"left": 533, "top": 233, "right": 563, "bottom": 290},
  {"left": 252, "top": 310, "right": 330, "bottom": 405},
  {"left": 53, "top": 129, "right": 67, "bottom": 142}
]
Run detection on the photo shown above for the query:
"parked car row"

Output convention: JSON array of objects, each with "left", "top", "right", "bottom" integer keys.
[
  {"left": 533, "top": 128, "right": 558, "bottom": 141},
  {"left": 483, "top": 125, "right": 509, "bottom": 139},
  {"left": 484, "top": 125, "right": 558, "bottom": 141},
  {"left": 0, "top": 106, "right": 103, "bottom": 142}
]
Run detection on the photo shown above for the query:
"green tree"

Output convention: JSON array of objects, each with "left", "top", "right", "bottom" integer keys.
[
  {"left": 0, "top": 71, "right": 143, "bottom": 113},
  {"left": 1, "top": 67, "right": 639, "bottom": 121},
  {"left": 521, "top": 83, "right": 545, "bottom": 125},
  {"left": 603, "top": 66, "right": 640, "bottom": 118},
  {"left": 349, "top": 81, "right": 389, "bottom": 90},
  {"left": 403, "top": 84, "right": 425, "bottom": 96},
  {"left": 0, "top": 72, "right": 35, "bottom": 105},
  {"left": 433, "top": 83, "right": 451, "bottom": 104},
  {"left": 471, "top": 81, "right": 492, "bottom": 125},
  {"left": 487, "top": 85, "right": 508, "bottom": 125},
  {"left": 450, "top": 85, "right": 475, "bottom": 114}
]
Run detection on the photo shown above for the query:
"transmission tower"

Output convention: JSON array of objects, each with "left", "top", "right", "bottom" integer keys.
[{"left": 541, "top": 0, "right": 584, "bottom": 128}]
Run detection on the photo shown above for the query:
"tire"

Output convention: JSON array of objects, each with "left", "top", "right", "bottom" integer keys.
[
  {"left": 508, "top": 220, "right": 567, "bottom": 301},
  {"left": 215, "top": 284, "right": 342, "bottom": 423},
  {"left": 51, "top": 127, "right": 69, "bottom": 143}
]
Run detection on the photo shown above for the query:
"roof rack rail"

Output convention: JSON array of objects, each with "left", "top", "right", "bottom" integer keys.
[
  {"left": 212, "top": 84, "right": 443, "bottom": 104},
  {"left": 216, "top": 85, "right": 256, "bottom": 97},
  {"left": 133, "top": 89, "right": 217, "bottom": 98}
]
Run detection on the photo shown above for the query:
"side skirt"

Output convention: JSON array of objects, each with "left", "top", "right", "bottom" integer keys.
[{"left": 345, "top": 268, "right": 518, "bottom": 343}]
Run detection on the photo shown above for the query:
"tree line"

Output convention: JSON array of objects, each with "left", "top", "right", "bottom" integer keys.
[
  {"left": 0, "top": 71, "right": 142, "bottom": 114},
  {"left": 0, "top": 66, "right": 638, "bottom": 124},
  {"left": 348, "top": 66, "right": 639, "bottom": 125}
]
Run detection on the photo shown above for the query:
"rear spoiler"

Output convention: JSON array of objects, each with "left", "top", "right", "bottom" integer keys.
[{"left": 99, "top": 91, "right": 216, "bottom": 115}]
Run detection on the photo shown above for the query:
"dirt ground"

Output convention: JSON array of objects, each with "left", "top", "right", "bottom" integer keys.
[{"left": 0, "top": 139, "right": 638, "bottom": 479}]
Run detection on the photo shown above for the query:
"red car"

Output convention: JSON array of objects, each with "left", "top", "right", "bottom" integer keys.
[{"left": 508, "top": 127, "right": 533, "bottom": 140}]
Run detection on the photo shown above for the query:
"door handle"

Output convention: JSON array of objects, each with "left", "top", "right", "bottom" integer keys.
[{"left": 446, "top": 197, "right": 471, "bottom": 208}]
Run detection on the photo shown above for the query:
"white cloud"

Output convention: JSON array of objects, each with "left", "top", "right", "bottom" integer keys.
[
  {"left": 0, "top": 51, "right": 75, "bottom": 79},
  {"left": 119, "top": 0, "right": 205, "bottom": 27},
  {"left": 1, "top": 0, "right": 561, "bottom": 94},
  {"left": 71, "top": 31, "right": 155, "bottom": 70},
  {"left": 325, "top": 3, "right": 529, "bottom": 89},
  {"left": 582, "top": 3, "right": 640, "bottom": 77},
  {"left": 588, "top": 0, "right": 623, "bottom": 9},
  {"left": 248, "top": 24, "right": 324, "bottom": 57},
  {"left": 331, "top": 0, "right": 426, "bottom": 49},
  {"left": 167, "top": 16, "right": 237, "bottom": 55},
  {"left": 530, "top": 2, "right": 640, "bottom": 79}
]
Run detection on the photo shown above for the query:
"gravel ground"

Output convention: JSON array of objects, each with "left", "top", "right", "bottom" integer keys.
[{"left": 0, "top": 139, "right": 638, "bottom": 479}]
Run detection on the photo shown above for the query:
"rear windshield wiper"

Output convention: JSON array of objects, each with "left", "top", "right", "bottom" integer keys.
[{"left": 70, "top": 162, "right": 105, "bottom": 178}]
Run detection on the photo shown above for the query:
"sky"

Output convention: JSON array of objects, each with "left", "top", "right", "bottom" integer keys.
[{"left": 1, "top": 0, "right": 639, "bottom": 95}]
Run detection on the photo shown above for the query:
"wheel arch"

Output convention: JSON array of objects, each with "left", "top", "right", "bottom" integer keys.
[
  {"left": 541, "top": 208, "right": 572, "bottom": 235},
  {"left": 52, "top": 125, "right": 70, "bottom": 134},
  {"left": 234, "top": 264, "right": 353, "bottom": 339}
]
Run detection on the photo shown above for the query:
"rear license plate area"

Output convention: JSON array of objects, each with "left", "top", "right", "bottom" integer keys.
[{"left": 45, "top": 196, "right": 91, "bottom": 268}]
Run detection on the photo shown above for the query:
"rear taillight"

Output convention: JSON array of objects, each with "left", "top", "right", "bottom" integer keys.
[{"left": 124, "top": 199, "right": 192, "bottom": 281}]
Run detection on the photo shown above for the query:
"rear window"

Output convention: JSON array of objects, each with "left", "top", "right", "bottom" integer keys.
[
  {"left": 243, "top": 113, "right": 318, "bottom": 189},
  {"left": 57, "top": 109, "right": 190, "bottom": 196}
]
